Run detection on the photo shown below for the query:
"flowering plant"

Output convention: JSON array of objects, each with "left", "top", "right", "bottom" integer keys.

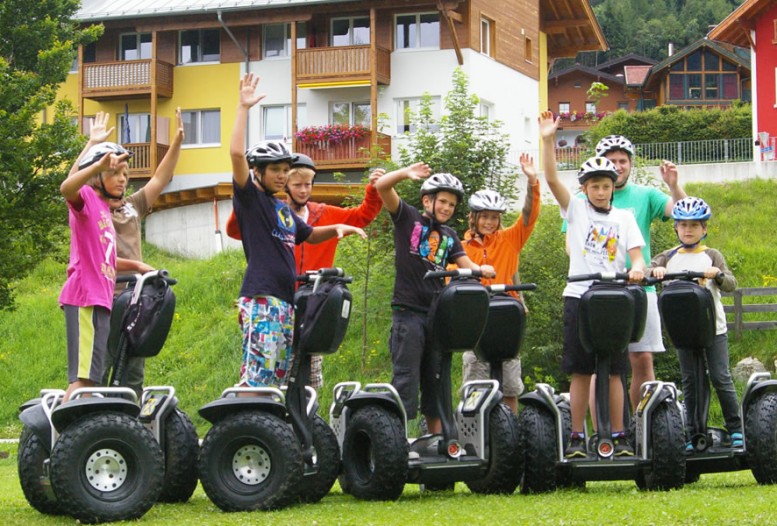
[
  {"left": 555, "top": 110, "right": 611, "bottom": 122},
  {"left": 295, "top": 124, "right": 369, "bottom": 144}
]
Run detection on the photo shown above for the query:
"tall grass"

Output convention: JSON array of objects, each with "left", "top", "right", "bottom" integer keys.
[{"left": 1, "top": 179, "right": 776, "bottom": 437}]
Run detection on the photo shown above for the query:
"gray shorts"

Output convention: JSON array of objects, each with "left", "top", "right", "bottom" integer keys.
[
  {"left": 462, "top": 350, "right": 524, "bottom": 397},
  {"left": 629, "top": 292, "right": 666, "bottom": 353},
  {"left": 64, "top": 305, "right": 110, "bottom": 384}
]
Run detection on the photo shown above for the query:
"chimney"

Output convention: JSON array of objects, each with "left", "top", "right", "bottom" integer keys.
[{"left": 668, "top": 42, "right": 674, "bottom": 56}]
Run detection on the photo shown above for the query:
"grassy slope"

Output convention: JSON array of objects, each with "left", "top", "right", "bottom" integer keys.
[{"left": 1, "top": 179, "right": 776, "bottom": 437}]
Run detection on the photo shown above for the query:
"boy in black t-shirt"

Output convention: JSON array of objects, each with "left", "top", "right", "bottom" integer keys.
[
  {"left": 230, "top": 73, "right": 365, "bottom": 388},
  {"left": 375, "top": 164, "right": 495, "bottom": 433}
]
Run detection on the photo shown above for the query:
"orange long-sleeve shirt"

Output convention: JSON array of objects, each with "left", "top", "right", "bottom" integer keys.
[
  {"left": 226, "top": 184, "right": 383, "bottom": 275},
  {"left": 461, "top": 181, "right": 541, "bottom": 290}
]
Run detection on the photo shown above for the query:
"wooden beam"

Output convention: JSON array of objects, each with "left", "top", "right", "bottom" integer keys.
[
  {"left": 543, "top": 18, "right": 589, "bottom": 33},
  {"left": 437, "top": 0, "right": 463, "bottom": 66}
]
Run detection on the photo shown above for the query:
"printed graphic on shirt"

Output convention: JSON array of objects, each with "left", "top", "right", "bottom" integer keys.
[
  {"left": 583, "top": 220, "right": 620, "bottom": 265},
  {"left": 409, "top": 221, "right": 455, "bottom": 269},
  {"left": 116, "top": 202, "right": 139, "bottom": 219},
  {"left": 98, "top": 210, "right": 117, "bottom": 281},
  {"left": 272, "top": 201, "right": 297, "bottom": 248}
]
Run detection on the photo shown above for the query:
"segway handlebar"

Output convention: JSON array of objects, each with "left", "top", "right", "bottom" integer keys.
[
  {"left": 296, "top": 267, "right": 353, "bottom": 288},
  {"left": 567, "top": 271, "right": 632, "bottom": 283},
  {"left": 486, "top": 283, "right": 537, "bottom": 293},
  {"left": 645, "top": 270, "right": 724, "bottom": 284},
  {"left": 424, "top": 268, "right": 483, "bottom": 281}
]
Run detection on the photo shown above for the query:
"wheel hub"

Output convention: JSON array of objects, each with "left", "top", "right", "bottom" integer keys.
[
  {"left": 85, "top": 448, "right": 128, "bottom": 492},
  {"left": 232, "top": 444, "right": 271, "bottom": 485}
]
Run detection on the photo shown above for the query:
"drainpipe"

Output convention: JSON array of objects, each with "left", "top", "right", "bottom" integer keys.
[{"left": 218, "top": 10, "right": 251, "bottom": 149}]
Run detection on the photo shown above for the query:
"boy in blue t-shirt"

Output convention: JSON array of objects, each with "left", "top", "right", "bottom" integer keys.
[{"left": 230, "top": 73, "right": 365, "bottom": 388}]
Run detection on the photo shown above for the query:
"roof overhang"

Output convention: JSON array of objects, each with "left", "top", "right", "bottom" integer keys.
[
  {"left": 708, "top": 0, "right": 774, "bottom": 48},
  {"left": 540, "top": 0, "right": 607, "bottom": 59}
]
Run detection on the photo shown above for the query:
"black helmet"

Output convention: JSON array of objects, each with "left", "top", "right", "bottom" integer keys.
[
  {"left": 577, "top": 157, "right": 618, "bottom": 185},
  {"left": 245, "top": 141, "right": 292, "bottom": 168},
  {"left": 420, "top": 173, "right": 464, "bottom": 200},
  {"left": 291, "top": 153, "right": 316, "bottom": 170},
  {"left": 78, "top": 142, "right": 133, "bottom": 169}
]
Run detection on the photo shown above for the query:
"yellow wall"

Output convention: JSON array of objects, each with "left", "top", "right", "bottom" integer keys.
[{"left": 52, "top": 62, "right": 242, "bottom": 176}]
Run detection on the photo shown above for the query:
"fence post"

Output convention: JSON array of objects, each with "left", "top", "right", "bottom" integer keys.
[
  {"left": 677, "top": 142, "right": 682, "bottom": 164},
  {"left": 734, "top": 289, "right": 743, "bottom": 341},
  {"left": 724, "top": 139, "right": 729, "bottom": 161}
]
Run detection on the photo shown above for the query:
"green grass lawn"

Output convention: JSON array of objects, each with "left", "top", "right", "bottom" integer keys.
[{"left": 0, "top": 440, "right": 771, "bottom": 525}]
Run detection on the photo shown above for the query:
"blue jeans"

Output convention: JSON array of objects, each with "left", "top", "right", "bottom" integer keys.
[{"left": 678, "top": 333, "right": 742, "bottom": 434}]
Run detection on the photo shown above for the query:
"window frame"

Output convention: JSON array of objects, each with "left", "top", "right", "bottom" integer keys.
[
  {"left": 118, "top": 112, "right": 152, "bottom": 144},
  {"left": 331, "top": 16, "right": 371, "bottom": 47},
  {"left": 181, "top": 109, "right": 221, "bottom": 147},
  {"left": 179, "top": 29, "right": 220, "bottom": 64},
  {"left": 330, "top": 101, "right": 371, "bottom": 127},
  {"left": 119, "top": 32, "right": 152, "bottom": 61},
  {"left": 395, "top": 12, "right": 440, "bottom": 50},
  {"left": 396, "top": 96, "right": 442, "bottom": 134},
  {"left": 480, "top": 17, "right": 495, "bottom": 58},
  {"left": 558, "top": 102, "right": 570, "bottom": 114},
  {"left": 262, "top": 104, "right": 307, "bottom": 142}
]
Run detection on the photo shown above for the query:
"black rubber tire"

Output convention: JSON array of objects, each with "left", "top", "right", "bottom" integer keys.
[
  {"left": 198, "top": 411, "right": 303, "bottom": 511},
  {"left": 744, "top": 391, "right": 777, "bottom": 484},
  {"left": 466, "top": 403, "right": 522, "bottom": 495},
  {"left": 49, "top": 412, "right": 164, "bottom": 524},
  {"left": 341, "top": 405, "right": 408, "bottom": 501},
  {"left": 17, "top": 426, "right": 65, "bottom": 516},
  {"left": 157, "top": 409, "right": 200, "bottom": 503},
  {"left": 296, "top": 414, "right": 341, "bottom": 503},
  {"left": 640, "top": 402, "right": 686, "bottom": 491},
  {"left": 518, "top": 405, "right": 558, "bottom": 494}
]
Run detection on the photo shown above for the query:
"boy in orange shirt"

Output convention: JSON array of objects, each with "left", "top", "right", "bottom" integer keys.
[{"left": 460, "top": 153, "right": 541, "bottom": 412}]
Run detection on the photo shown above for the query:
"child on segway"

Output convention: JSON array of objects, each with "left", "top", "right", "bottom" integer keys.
[
  {"left": 539, "top": 110, "right": 646, "bottom": 458},
  {"left": 647, "top": 197, "right": 741, "bottom": 449}
]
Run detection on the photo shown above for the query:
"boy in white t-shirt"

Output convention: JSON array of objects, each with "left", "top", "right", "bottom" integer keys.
[{"left": 539, "top": 111, "right": 646, "bottom": 458}]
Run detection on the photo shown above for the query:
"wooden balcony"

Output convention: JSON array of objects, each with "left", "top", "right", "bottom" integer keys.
[
  {"left": 296, "top": 45, "right": 390, "bottom": 87},
  {"left": 294, "top": 131, "right": 391, "bottom": 170},
  {"left": 125, "top": 143, "right": 169, "bottom": 178},
  {"left": 81, "top": 60, "right": 174, "bottom": 100}
]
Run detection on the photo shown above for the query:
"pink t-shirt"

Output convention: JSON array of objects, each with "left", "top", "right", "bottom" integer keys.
[{"left": 59, "top": 185, "right": 117, "bottom": 310}]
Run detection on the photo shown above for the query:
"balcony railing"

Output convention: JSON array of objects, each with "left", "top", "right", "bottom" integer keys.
[
  {"left": 294, "top": 131, "right": 391, "bottom": 169},
  {"left": 296, "top": 45, "right": 390, "bottom": 86},
  {"left": 125, "top": 143, "right": 170, "bottom": 178},
  {"left": 81, "top": 60, "right": 174, "bottom": 100}
]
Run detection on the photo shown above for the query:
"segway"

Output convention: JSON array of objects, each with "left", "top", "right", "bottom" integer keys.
[
  {"left": 197, "top": 268, "right": 350, "bottom": 511},
  {"left": 518, "top": 272, "right": 686, "bottom": 493},
  {"left": 17, "top": 269, "right": 193, "bottom": 523},
  {"left": 331, "top": 268, "right": 523, "bottom": 500},
  {"left": 655, "top": 271, "right": 777, "bottom": 484}
]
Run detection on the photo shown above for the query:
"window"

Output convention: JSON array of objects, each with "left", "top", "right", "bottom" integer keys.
[
  {"left": 263, "top": 105, "right": 306, "bottom": 141},
  {"left": 396, "top": 97, "right": 441, "bottom": 134},
  {"left": 181, "top": 110, "right": 221, "bottom": 146},
  {"left": 118, "top": 112, "right": 151, "bottom": 143},
  {"left": 704, "top": 50, "right": 719, "bottom": 71},
  {"left": 585, "top": 102, "right": 596, "bottom": 113},
  {"left": 617, "top": 101, "right": 630, "bottom": 111},
  {"left": 120, "top": 33, "right": 151, "bottom": 60},
  {"left": 558, "top": 102, "right": 570, "bottom": 114},
  {"left": 479, "top": 102, "right": 493, "bottom": 121},
  {"left": 396, "top": 13, "right": 440, "bottom": 49},
  {"left": 687, "top": 74, "right": 702, "bottom": 99},
  {"left": 524, "top": 37, "right": 532, "bottom": 62},
  {"left": 480, "top": 17, "right": 494, "bottom": 57},
  {"left": 180, "top": 29, "right": 220, "bottom": 64},
  {"left": 331, "top": 17, "right": 370, "bottom": 46},
  {"left": 722, "top": 74, "right": 738, "bottom": 99},
  {"left": 686, "top": 50, "right": 702, "bottom": 71},
  {"left": 263, "top": 23, "right": 307, "bottom": 58},
  {"left": 331, "top": 101, "right": 371, "bottom": 127},
  {"left": 705, "top": 74, "right": 719, "bottom": 99}
]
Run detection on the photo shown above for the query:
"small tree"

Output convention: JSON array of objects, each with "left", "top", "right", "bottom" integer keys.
[{"left": 0, "top": 0, "right": 102, "bottom": 309}]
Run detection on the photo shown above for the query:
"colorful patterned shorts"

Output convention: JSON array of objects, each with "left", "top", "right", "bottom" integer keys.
[{"left": 237, "top": 296, "right": 294, "bottom": 388}]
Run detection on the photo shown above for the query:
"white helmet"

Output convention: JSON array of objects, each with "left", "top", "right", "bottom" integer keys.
[
  {"left": 469, "top": 190, "right": 506, "bottom": 212},
  {"left": 420, "top": 173, "right": 464, "bottom": 200},
  {"left": 78, "top": 142, "right": 133, "bottom": 169},
  {"left": 577, "top": 157, "right": 618, "bottom": 185},
  {"left": 595, "top": 135, "right": 635, "bottom": 158}
]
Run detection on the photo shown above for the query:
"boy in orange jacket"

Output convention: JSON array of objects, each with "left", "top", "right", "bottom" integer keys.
[{"left": 460, "top": 153, "right": 541, "bottom": 412}]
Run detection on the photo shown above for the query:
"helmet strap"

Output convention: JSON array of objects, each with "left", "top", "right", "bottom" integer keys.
[
  {"left": 587, "top": 198, "right": 611, "bottom": 215},
  {"left": 98, "top": 173, "right": 124, "bottom": 200}
]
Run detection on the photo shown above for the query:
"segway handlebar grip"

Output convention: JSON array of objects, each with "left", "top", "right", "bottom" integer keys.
[
  {"left": 487, "top": 283, "right": 537, "bottom": 293},
  {"left": 424, "top": 268, "right": 483, "bottom": 281}
]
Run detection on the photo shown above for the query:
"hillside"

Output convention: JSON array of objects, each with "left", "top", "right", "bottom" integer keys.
[{"left": 1, "top": 178, "right": 776, "bottom": 436}]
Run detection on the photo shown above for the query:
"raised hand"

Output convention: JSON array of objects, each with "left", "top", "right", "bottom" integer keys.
[
  {"left": 405, "top": 162, "right": 431, "bottom": 181},
  {"left": 89, "top": 111, "right": 114, "bottom": 143},
  {"left": 238, "top": 73, "right": 266, "bottom": 109},
  {"left": 538, "top": 110, "right": 559, "bottom": 140},
  {"left": 369, "top": 167, "right": 385, "bottom": 185},
  {"left": 519, "top": 153, "right": 538, "bottom": 185}
]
